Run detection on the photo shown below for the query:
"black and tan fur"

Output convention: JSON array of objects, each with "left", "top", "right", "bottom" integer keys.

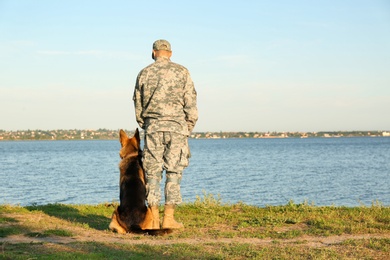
[{"left": 109, "top": 129, "right": 154, "bottom": 233}]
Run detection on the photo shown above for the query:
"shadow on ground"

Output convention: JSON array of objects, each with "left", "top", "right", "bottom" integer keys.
[{"left": 26, "top": 204, "right": 111, "bottom": 230}]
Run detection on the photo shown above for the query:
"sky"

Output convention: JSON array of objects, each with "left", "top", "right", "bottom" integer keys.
[{"left": 1, "top": 1, "right": 389, "bottom": 132}]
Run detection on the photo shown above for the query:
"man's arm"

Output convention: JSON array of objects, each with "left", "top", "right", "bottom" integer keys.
[
  {"left": 133, "top": 76, "right": 145, "bottom": 129},
  {"left": 183, "top": 72, "right": 198, "bottom": 133}
]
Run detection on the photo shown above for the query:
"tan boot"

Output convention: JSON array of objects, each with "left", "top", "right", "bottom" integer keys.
[
  {"left": 140, "top": 205, "right": 160, "bottom": 230},
  {"left": 150, "top": 205, "right": 160, "bottom": 229},
  {"left": 162, "top": 204, "right": 184, "bottom": 229}
]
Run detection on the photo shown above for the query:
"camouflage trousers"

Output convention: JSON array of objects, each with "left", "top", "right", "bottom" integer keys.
[{"left": 143, "top": 131, "right": 190, "bottom": 206}]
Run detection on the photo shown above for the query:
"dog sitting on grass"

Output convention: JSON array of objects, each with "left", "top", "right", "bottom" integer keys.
[{"left": 109, "top": 129, "right": 155, "bottom": 234}]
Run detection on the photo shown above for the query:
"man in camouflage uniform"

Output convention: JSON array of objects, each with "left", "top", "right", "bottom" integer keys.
[{"left": 133, "top": 39, "right": 198, "bottom": 229}]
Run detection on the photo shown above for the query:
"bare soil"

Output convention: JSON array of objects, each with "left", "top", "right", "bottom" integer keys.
[{"left": 2, "top": 232, "right": 390, "bottom": 248}]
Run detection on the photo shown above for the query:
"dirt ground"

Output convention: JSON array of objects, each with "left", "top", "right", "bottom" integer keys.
[{"left": 2, "top": 230, "right": 390, "bottom": 248}]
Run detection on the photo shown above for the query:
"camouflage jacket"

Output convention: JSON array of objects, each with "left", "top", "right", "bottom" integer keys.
[{"left": 133, "top": 57, "right": 198, "bottom": 135}]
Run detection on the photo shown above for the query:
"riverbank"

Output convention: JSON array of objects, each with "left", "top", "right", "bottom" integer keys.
[{"left": 1, "top": 195, "right": 389, "bottom": 259}]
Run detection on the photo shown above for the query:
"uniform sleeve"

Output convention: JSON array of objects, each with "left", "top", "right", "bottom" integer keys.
[
  {"left": 133, "top": 74, "right": 145, "bottom": 129},
  {"left": 183, "top": 72, "right": 198, "bottom": 133}
]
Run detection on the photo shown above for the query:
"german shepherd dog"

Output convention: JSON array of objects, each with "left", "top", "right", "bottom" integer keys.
[{"left": 109, "top": 128, "right": 154, "bottom": 234}]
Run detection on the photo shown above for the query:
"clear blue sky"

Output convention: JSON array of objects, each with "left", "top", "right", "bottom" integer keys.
[{"left": 1, "top": 0, "right": 389, "bottom": 132}]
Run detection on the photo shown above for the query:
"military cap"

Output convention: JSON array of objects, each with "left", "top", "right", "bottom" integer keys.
[{"left": 153, "top": 39, "right": 172, "bottom": 51}]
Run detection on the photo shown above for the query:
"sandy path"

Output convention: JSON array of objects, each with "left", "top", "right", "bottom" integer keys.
[{"left": 2, "top": 232, "right": 389, "bottom": 248}]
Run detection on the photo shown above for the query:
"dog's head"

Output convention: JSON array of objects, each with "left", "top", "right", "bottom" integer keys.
[{"left": 119, "top": 128, "right": 141, "bottom": 159}]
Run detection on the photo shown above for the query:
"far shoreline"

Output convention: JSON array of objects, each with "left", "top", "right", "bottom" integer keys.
[{"left": 1, "top": 129, "right": 390, "bottom": 141}]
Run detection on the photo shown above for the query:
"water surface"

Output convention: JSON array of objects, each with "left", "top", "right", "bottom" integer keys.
[{"left": 1, "top": 137, "right": 389, "bottom": 207}]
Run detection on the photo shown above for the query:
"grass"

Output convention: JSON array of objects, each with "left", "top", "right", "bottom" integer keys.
[{"left": 1, "top": 194, "right": 389, "bottom": 259}]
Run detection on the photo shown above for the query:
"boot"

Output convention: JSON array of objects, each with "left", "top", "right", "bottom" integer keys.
[
  {"left": 150, "top": 205, "right": 160, "bottom": 229},
  {"left": 162, "top": 204, "right": 184, "bottom": 229},
  {"left": 141, "top": 205, "right": 160, "bottom": 230}
]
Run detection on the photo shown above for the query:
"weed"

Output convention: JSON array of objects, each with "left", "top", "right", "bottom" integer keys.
[{"left": 193, "top": 191, "right": 223, "bottom": 207}]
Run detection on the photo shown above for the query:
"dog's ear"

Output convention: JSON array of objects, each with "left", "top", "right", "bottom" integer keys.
[
  {"left": 119, "top": 129, "right": 127, "bottom": 147},
  {"left": 134, "top": 128, "right": 140, "bottom": 146}
]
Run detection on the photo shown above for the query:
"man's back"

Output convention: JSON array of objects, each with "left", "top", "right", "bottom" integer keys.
[{"left": 133, "top": 56, "right": 197, "bottom": 135}]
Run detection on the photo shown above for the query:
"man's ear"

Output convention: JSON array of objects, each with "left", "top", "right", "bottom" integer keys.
[{"left": 152, "top": 50, "right": 156, "bottom": 60}]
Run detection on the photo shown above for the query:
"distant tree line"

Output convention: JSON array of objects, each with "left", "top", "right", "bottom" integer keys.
[{"left": 0, "top": 129, "right": 389, "bottom": 141}]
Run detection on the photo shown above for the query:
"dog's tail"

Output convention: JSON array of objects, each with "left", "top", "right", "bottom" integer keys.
[{"left": 130, "top": 225, "right": 174, "bottom": 236}]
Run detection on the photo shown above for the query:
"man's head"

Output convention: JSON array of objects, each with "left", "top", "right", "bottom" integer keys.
[
  {"left": 152, "top": 39, "right": 172, "bottom": 60},
  {"left": 153, "top": 39, "right": 171, "bottom": 51}
]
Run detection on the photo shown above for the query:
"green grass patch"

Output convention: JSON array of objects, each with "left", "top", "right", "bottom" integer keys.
[
  {"left": 26, "top": 229, "right": 73, "bottom": 238},
  {"left": 0, "top": 216, "right": 18, "bottom": 223},
  {"left": 341, "top": 238, "right": 390, "bottom": 252},
  {"left": 0, "top": 226, "right": 24, "bottom": 238},
  {"left": 25, "top": 203, "right": 114, "bottom": 230}
]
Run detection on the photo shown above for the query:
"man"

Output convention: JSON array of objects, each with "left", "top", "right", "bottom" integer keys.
[{"left": 133, "top": 39, "right": 198, "bottom": 229}]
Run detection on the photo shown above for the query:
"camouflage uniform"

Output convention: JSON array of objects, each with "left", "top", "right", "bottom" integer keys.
[{"left": 133, "top": 40, "right": 198, "bottom": 206}]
